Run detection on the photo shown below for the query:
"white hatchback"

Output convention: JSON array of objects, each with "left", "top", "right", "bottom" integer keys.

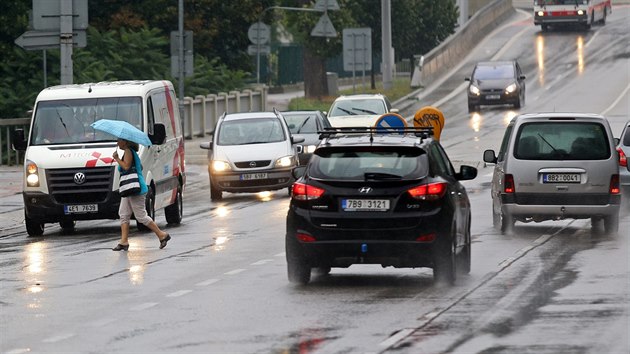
[{"left": 200, "top": 111, "right": 304, "bottom": 200}]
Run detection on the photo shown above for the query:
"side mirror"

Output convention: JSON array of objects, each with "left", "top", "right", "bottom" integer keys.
[
  {"left": 323, "top": 111, "right": 328, "bottom": 116},
  {"left": 614, "top": 137, "right": 620, "bottom": 146},
  {"left": 295, "top": 145, "right": 303, "bottom": 153},
  {"left": 519, "top": 75, "right": 526, "bottom": 80},
  {"left": 465, "top": 77, "right": 471, "bottom": 82},
  {"left": 291, "top": 135, "right": 305, "bottom": 144},
  {"left": 200, "top": 141, "right": 213, "bottom": 150},
  {"left": 456, "top": 165, "right": 477, "bottom": 181},
  {"left": 149, "top": 123, "right": 166, "bottom": 145},
  {"left": 292, "top": 166, "right": 307, "bottom": 180},
  {"left": 12, "top": 129, "right": 27, "bottom": 151},
  {"left": 390, "top": 108, "right": 399, "bottom": 113},
  {"left": 483, "top": 149, "right": 497, "bottom": 164}
]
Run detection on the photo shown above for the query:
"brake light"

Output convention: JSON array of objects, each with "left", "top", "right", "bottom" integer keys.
[
  {"left": 610, "top": 174, "right": 620, "bottom": 194},
  {"left": 504, "top": 174, "right": 515, "bottom": 194},
  {"left": 416, "top": 233, "right": 436, "bottom": 242},
  {"left": 292, "top": 182, "right": 325, "bottom": 200},
  {"left": 296, "top": 233, "right": 316, "bottom": 242},
  {"left": 618, "top": 147, "right": 627, "bottom": 167},
  {"left": 408, "top": 182, "right": 447, "bottom": 201}
]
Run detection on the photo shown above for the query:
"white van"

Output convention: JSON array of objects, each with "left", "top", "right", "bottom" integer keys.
[{"left": 12, "top": 80, "right": 186, "bottom": 236}]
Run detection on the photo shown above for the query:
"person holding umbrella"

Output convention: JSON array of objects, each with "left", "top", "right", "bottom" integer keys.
[{"left": 91, "top": 119, "right": 171, "bottom": 251}]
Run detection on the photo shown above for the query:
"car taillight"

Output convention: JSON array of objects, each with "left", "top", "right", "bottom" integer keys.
[
  {"left": 504, "top": 174, "right": 515, "bottom": 193},
  {"left": 610, "top": 174, "right": 620, "bottom": 194},
  {"left": 296, "top": 233, "right": 316, "bottom": 242},
  {"left": 408, "top": 182, "right": 447, "bottom": 201},
  {"left": 292, "top": 182, "right": 325, "bottom": 200},
  {"left": 618, "top": 147, "right": 627, "bottom": 167}
]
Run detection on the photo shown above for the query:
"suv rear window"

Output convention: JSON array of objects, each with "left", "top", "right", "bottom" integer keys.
[
  {"left": 309, "top": 147, "right": 428, "bottom": 180},
  {"left": 514, "top": 122, "right": 610, "bottom": 160}
]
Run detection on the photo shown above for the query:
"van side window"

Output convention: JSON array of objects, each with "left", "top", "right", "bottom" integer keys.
[
  {"left": 147, "top": 97, "right": 155, "bottom": 135},
  {"left": 150, "top": 91, "right": 175, "bottom": 138},
  {"left": 497, "top": 125, "right": 513, "bottom": 162}
]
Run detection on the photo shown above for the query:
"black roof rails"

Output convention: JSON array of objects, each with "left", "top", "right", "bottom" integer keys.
[{"left": 318, "top": 126, "right": 434, "bottom": 142}]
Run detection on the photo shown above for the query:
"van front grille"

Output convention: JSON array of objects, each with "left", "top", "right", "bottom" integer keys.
[{"left": 46, "top": 166, "right": 114, "bottom": 203}]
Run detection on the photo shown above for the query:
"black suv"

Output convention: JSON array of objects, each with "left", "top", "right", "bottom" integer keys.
[{"left": 285, "top": 127, "right": 478, "bottom": 285}]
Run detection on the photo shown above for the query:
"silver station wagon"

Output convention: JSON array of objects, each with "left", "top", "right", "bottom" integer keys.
[{"left": 483, "top": 113, "right": 621, "bottom": 234}]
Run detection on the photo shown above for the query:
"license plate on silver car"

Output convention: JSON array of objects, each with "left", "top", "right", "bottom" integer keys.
[
  {"left": 64, "top": 204, "right": 98, "bottom": 214},
  {"left": 543, "top": 173, "right": 581, "bottom": 183},
  {"left": 486, "top": 94, "right": 501, "bottom": 100},
  {"left": 342, "top": 199, "right": 390, "bottom": 211},
  {"left": 240, "top": 173, "right": 268, "bottom": 180}
]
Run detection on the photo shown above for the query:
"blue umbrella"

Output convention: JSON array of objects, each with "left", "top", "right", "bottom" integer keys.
[{"left": 91, "top": 119, "right": 152, "bottom": 147}]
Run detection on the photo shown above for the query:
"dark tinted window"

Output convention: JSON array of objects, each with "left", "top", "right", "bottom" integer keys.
[
  {"left": 473, "top": 64, "right": 515, "bottom": 80},
  {"left": 284, "top": 114, "right": 319, "bottom": 134},
  {"left": 514, "top": 122, "right": 610, "bottom": 160},
  {"left": 309, "top": 147, "right": 428, "bottom": 180}
]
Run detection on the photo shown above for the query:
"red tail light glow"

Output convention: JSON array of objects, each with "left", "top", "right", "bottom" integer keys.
[
  {"left": 292, "top": 182, "right": 325, "bottom": 200},
  {"left": 408, "top": 182, "right": 447, "bottom": 201},
  {"left": 610, "top": 174, "right": 620, "bottom": 195},
  {"left": 296, "top": 233, "right": 316, "bottom": 242},
  {"left": 618, "top": 147, "right": 627, "bottom": 167},
  {"left": 416, "top": 233, "right": 436, "bottom": 242},
  {"left": 504, "top": 174, "right": 515, "bottom": 194}
]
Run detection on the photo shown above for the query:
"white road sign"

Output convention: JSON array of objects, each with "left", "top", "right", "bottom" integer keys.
[{"left": 248, "top": 22, "right": 271, "bottom": 45}]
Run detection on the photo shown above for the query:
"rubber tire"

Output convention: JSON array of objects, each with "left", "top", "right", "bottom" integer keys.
[
  {"left": 137, "top": 187, "right": 155, "bottom": 231},
  {"left": 500, "top": 211, "right": 514, "bottom": 235},
  {"left": 541, "top": 24, "right": 549, "bottom": 32},
  {"left": 456, "top": 220, "right": 472, "bottom": 275},
  {"left": 165, "top": 186, "right": 183, "bottom": 225},
  {"left": 604, "top": 214, "right": 619, "bottom": 234},
  {"left": 25, "top": 213, "right": 44, "bottom": 237},
  {"left": 59, "top": 220, "right": 76, "bottom": 230},
  {"left": 210, "top": 182, "right": 223, "bottom": 201},
  {"left": 286, "top": 234, "right": 311, "bottom": 285},
  {"left": 433, "top": 227, "right": 457, "bottom": 285},
  {"left": 601, "top": 7, "right": 606, "bottom": 25},
  {"left": 468, "top": 103, "right": 478, "bottom": 113}
]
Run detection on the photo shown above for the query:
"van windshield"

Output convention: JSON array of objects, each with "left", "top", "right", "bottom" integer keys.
[
  {"left": 31, "top": 97, "right": 143, "bottom": 145},
  {"left": 536, "top": 0, "right": 588, "bottom": 5},
  {"left": 514, "top": 122, "right": 610, "bottom": 160}
]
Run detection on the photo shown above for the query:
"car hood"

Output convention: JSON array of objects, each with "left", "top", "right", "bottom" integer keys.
[
  {"left": 473, "top": 78, "right": 514, "bottom": 90},
  {"left": 214, "top": 141, "right": 291, "bottom": 164},
  {"left": 328, "top": 115, "right": 380, "bottom": 127}
]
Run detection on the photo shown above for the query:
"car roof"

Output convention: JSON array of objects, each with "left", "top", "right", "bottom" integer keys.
[
  {"left": 36, "top": 80, "right": 174, "bottom": 101},
  {"left": 223, "top": 111, "right": 280, "bottom": 121},
  {"left": 281, "top": 110, "right": 323, "bottom": 116},
  {"left": 475, "top": 60, "right": 515, "bottom": 67},
  {"left": 512, "top": 112, "right": 606, "bottom": 122},
  {"left": 331, "top": 94, "right": 387, "bottom": 102}
]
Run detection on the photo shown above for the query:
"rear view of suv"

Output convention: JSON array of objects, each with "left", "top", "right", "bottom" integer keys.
[
  {"left": 483, "top": 113, "right": 620, "bottom": 234},
  {"left": 286, "top": 127, "right": 477, "bottom": 285}
]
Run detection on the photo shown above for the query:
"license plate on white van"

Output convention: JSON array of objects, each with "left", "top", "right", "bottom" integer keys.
[
  {"left": 240, "top": 173, "right": 268, "bottom": 181},
  {"left": 64, "top": 204, "right": 98, "bottom": 214},
  {"left": 342, "top": 199, "right": 390, "bottom": 211},
  {"left": 543, "top": 173, "right": 581, "bottom": 183}
]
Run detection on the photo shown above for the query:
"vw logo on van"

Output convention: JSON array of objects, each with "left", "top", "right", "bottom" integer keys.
[
  {"left": 73, "top": 172, "right": 86, "bottom": 185},
  {"left": 358, "top": 187, "right": 372, "bottom": 194}
]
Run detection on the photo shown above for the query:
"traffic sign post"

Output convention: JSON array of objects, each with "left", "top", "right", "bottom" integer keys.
[
  {"left": 343, "top": 28, "right": 371, "bottom": 93},
  {"left": 374, "top": 113, "right": 408, "bottom": 134},
  {"left": 170, "top": 31, "right": 194, "bottom": 78},
  {"left": 248, "top": 22, "right": 271, "bottom": 84}
]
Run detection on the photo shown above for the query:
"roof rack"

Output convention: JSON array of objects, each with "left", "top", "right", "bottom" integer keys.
[{"left": 318, "top": 126, "right": 434, "bottom": 143}]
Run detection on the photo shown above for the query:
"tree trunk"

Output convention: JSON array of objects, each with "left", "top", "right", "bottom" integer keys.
[{"left": 303, "top": 46, "right": 328, "bottom": 99}]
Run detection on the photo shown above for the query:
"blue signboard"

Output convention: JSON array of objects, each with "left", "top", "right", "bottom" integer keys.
[{"left": 374, "top": 113, "right": 408, "bottom": 134}]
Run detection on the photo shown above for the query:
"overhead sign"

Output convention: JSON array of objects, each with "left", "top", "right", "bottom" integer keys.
[
  {"left": 15, "top": 30, "right": 86, "bottom": 50},
  {"left": 314, "top": 0, "right": 340, "bottom": 11},
  {"left": 248, "top": 22, "right": 271, "bottom": 45},
  {"left": 311, "top": 13, "right": 337, "bottom": 38},
  {"left": 413, "top": 106, "right": 445, "bottom": 141},
  {"left": 32, "top": 0, "right": 89, "bottom": 30},
  {"left": 343, "top": 28, "right": 372, "bottom": 72},
  {"left": 374, "top": 113, "right": 408, "bottom": 134}
]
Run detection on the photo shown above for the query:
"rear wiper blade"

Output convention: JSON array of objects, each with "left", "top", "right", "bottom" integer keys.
[{"left": 364, "top": 172, "right": 402, "bottom": 180}]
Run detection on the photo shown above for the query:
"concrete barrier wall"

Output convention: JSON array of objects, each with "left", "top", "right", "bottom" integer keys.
[{"left": 419, "top": 0, "right": 515, "bottom": 87}]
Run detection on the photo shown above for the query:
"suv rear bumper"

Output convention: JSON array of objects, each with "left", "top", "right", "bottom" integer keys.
[{"left": 502, "top": 200, "right": 620, "bottom": 219}]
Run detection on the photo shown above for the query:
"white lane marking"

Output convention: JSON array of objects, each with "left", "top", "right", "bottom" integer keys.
[
  {"left": 224, "top": 269, "right": 246, "bottom": 275},
  {"left": 6, "top": 349, "right": 32, "bottom": 354},
  {"left": 131, "top": 302, "right": 158, "bottom": 311},
  {"left": 274, "top": 252, "right": 285, "bottom": 257},
  {"left": 42, "top": 333, "right": 75, "bottom": 343},
  {"left": 423, "top": 311, "right": 440, "bottom": 320},
  {"left": 601, "top": 81, "right": 630, "bottom": 116},
  {"left": 166, "top": 290, "right": 192, "bottom": 298},
  {"left": 585, "top": 30, "right": 599, "bottom": 48},
  {"left": 251, "top": 259, "right": 273, "bottom": 265},
  {"left": 196, "top": 278, "right": 220, "bottom": 286},
  {"left": 379, "top": 328, "right": 415, "bottom": 348},
  {"left": 88, "top": 318, "right": 116, "bottom": 327}
]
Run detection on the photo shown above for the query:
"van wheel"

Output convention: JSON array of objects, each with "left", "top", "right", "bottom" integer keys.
[
  {"left": 59, "top": 220, "right": 75, "bottom": 230},
  {"left": 138, "top": 187, "right": 155, "bottom": 231},
  {"left": 210, "top": 183, "right": 223, "bottom": 201},
  {"left": 25, "top": 213, "right": 44, "bottom": 237},
  {"left": 604, "top": 214, "right": 619, "bottom": 234},
  {"left": 165, "top": 186, "right": 183, "bottom": 225}
]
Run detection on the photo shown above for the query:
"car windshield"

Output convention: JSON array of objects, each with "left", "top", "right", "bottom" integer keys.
[
  {"left": 217, "top": 117, "right": 286, "bottom": 145},
  {"left": 30, "top": 97, "right": 143, "bottom": 145},
  {"left": 328, "top": 99, "right": 387, "bottom": 118},
  {"left": 284, "top": 114, "right": 318, "bottom": 134},
  {"left": 473, "top": 64, "right": 515, "bottom": 80},
  {"left": 514, "top": 122, "right": 610, "bottom": 160},
  {"left": 536, "top": 0, "right": 588, "bottom": 5},
  {"left": 308, "top": 147, "right": 428, "bottom": 180}
]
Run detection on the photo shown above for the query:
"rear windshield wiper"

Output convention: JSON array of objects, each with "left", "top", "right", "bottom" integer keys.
[
  {"left": 364, "top": 172, "right": 402, "bottom": 180},
  {"left": 537, "top": 133, "right": 560, "bottom": 154}
]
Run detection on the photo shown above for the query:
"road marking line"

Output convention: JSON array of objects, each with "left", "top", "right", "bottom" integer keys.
[
  {"left": 379, "top": 328, "right": 415, "bottom": 348},
  {"left": 601, "top": 81, "right": 630, "bottom": 116},
  {"left": 166, "top": 290, "right": 192, "bottom": 298},
  {"left": 42, "top": 333, "right": 75, "bottom": 343},
  {"left": 274, "top": 252, "right": 285, "bottom": 257},
  {"left": 131, "top": 302, "right": 158, "bottom": 311},
  {"left": 251, "top": 259, "right": 273, "bottom": 265},
  {"left": 196, "top": 278, "right": 219, "bottom": 286},
  {"left": 224, "top": 269, "right": 246, "bottom": 275}
]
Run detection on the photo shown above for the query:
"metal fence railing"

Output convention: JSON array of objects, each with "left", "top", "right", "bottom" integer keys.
[{"left": 0, "top": 118, "right": 30, "bottom": 166}]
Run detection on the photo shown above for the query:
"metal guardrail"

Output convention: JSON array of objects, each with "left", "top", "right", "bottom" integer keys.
[{"left": 0, "top": 118, "right": 30, "bottom": 166}]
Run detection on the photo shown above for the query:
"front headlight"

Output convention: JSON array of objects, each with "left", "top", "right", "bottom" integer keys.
[
  {"left": 537, "top": 11, "right": 544, "bottom": 17},
  {"left": 212, "top": 160, "right": 231, "bottom": 172},
  {"left": 25, "top": 160, "right": 40, "bottom": 187},
  {"left": 505, "top": 83, "right": 517, "bottom": 94},
  {"left": 274, "top": 155, "right": 295, "bottom": 168},
  {"left": 304, "top": 145, "right": 317, "bottom": 154},
  {"left": 577, "top": 9, "right": 584, "bottom": 16},
  {"left": 469, "top": 85, "right": 480, "bottom": 95}
]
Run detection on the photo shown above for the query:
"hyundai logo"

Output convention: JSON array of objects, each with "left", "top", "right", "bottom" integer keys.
[
  {"left": 358, "top": 187, "right": 372, "bottom": 194},
  {"left": 73, "top": 172, "right": 86, "bottom": 185},
  {"left": 249, "top": 161, "right": 257, "bottom": 168}
]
